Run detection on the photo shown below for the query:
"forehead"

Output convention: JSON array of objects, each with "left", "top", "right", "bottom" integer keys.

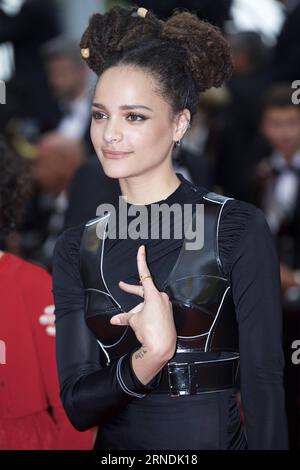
[
  {"left": 264, "top": 106, "right": 300, "bottom": 120},
  {"left": 94, "top": 65, "right": 166, "bottom": 109},
  {"left": 47, "top": 55, "right": 79, "bottom": 70}
]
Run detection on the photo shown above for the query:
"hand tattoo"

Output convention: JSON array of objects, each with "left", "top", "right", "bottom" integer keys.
[{"left": 134, "top": 347, "right": 147, "bottom": 360}]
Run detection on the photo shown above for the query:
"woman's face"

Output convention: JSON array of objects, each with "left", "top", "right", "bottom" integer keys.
[{"left": 91, "top": 65, "right": 184, "bottom": 179}]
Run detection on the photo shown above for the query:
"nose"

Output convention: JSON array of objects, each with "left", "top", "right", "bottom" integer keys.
[{"left": 103, "top": 117, "right": 123, "bottom": 144}]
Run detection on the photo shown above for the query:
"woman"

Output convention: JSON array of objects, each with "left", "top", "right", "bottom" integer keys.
[
  {"left": 0, "top": 138, "right": 92, "bottom": 449},
  {"left": 53, "top": 6, "right": 288, "bottom": 450}
]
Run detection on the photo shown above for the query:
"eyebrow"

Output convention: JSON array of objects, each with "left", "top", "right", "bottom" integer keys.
[{"left": 92, "top": 102, "right": 153, "bottom": 112}]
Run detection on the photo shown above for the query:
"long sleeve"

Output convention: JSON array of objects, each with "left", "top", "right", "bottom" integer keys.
[
  {"left": 219, "top": 201, "right": 289, "bottom": 449},
  {"left": 52, "top": 227, "right": 160, "bottom": 432}
]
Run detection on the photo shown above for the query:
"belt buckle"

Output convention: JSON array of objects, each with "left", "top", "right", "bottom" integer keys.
[{"left": 167, "top": 362, "right": 196, "bottom": 397}]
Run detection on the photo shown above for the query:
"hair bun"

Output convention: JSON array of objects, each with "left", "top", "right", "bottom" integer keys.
[
  {"left": 161, "top": 11, "right": 233, "bottom": 92},
  {"left": 80, "top": 6, "right": 162, "bottom": 76}
]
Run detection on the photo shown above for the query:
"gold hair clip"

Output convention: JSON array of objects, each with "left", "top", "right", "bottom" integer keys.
[
  {"left": 137, "top": 7, "right": 148, "bottom": 18},
  {"left": 81, "top": 48, "right": 90, "bottom": 59}
]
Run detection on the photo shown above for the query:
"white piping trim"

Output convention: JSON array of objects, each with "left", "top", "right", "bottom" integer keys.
[
  {"left": 169, "top": 354, "right": 239, "bottom": 366},
  {"left": 86, "top": 287, "right": 114, "bottom": 298},
  {"left": 235, "top": 360, "right": 240, "bottom": 381},
  {"left": 116, "top": 355, "right": 146, "bottom": 399},
  {"left": 203, "top": 194, "right": 233, "bottom": 272},
  {"left": 99, "top": 214, "right": 128, "bottom": 348},
  {"left": 178, "top": 332, "right": 208, "bottom": 340},
  {"left": 97, "top": 340, "right": 110, "bottom": 366},
  {"left": 175, "top": 387, "right": 237, "bottom": 396},
  {"left": 85, "top": 215, "right": 107, "bottom": 227},
  {"left": 203, "top": 195, "right": 234, "bottom": 205},
  {"left": 100, "top": 214, "right": 121, "bottom": 307},
  {"left": 216, "top": 198, "right": 232, "bottom": 269},
  {"left": 203, "top": 196, "right": 223, "bottom": 205},
  {"left": 86, "top": 291, "right": 127, "bottom": 349},
  {"left": 171, "top": 274, "right": 228, "bottom": 283},
  {"left": 204, "top": 286, "right": 231, "bottom": 352}
]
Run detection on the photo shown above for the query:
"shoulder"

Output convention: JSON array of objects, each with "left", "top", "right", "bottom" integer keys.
[
  {"left": 54, "top": 223, "right": 86, "bottom": 261},
  {"left": 53, "top": 222, "right": 99, "bottom": 286},
  {"left": 205, "top": 194, "right": 271, "bottom": 276},
  {"left": 189, "top": 185, "right": 268, "bottom": 258},
  {"left": 198, "top": 188, "right": 261, "bottom": 230},
  {"left": 220, "top": 198, "right": 269, "bottom": 239}
]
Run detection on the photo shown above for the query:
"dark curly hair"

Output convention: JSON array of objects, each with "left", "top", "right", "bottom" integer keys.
[
  {"left": 80, "top": 6, "right": 233, "bottom": 121},
  {"left": 0, "top": 138, "right": 32, "bottom": 237}
]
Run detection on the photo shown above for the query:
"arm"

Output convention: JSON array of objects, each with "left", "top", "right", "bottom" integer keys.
[
  {"left": 52, "top": 231, "right": 162, "bottom": 432},
  {"left": 229, "top": 207, "right": 289, "bottom": 449}
]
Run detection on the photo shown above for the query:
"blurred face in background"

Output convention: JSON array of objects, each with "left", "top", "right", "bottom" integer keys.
[
  {"left": 47, "top": 55, "right": 87, "bottom": 101},
  {"left": 90, "top": 65, "right": 189, "bottom": 180},
  {"left": 261, "top": 106, "right": 300, "bottom": 160},
  {"left": 34, "top": 133, "right": 84, "bottom": 195}
]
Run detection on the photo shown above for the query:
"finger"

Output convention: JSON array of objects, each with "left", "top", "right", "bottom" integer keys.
[
  {"left": 44, "top": 305, "right": 55, "bottom": 315},
  {"left": 110, "top": 302, "right": 144, "bottom": 326},
  {"left": 119, "top": 280, "right": 144, "bottom": 298},
  {"left": 46, "top": 326, "right": 56, "bottom": 336},
  {"left": 39, "top": 314, "right": 55, "bottom": 326},
  {"left": 137, "top": 245, "right": 156, "bottom": 299},
  {"left": 110, "top": 312, "right": 134, "bottom": 326},
  {"left": 129, "top": 302, "right": 144, "bottom": 313}
]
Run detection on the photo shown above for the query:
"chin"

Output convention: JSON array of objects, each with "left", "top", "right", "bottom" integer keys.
[{"left": 100, "top": 161, "right": 134, "bottom": 180}]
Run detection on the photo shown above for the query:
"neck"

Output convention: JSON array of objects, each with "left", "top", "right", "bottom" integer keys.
[
  {"left": 119, "top": 166, "right": 181, "bottom": 205},
  {"left": 0, "top": 250, "right": 4, "bottom": 258}
]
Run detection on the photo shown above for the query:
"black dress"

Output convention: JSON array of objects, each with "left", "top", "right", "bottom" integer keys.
[{"left": 52, "top": 174, "right": 288, "bottom": 450}]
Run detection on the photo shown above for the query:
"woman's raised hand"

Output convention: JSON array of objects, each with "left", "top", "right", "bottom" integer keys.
[{"left": 110, "top": 245, "right": 177, "bottom": 360}]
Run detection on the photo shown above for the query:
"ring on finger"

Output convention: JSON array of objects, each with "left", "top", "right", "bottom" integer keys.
[{"left": 139, "top": 274, "right": 152, "bottom": 283}]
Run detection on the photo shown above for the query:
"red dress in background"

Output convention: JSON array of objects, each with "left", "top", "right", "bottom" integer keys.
[{"left": 0, "top": 253, "right": 92, "bottom": 450}]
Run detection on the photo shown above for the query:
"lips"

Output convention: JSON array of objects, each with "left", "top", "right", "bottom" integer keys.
[{"left": 102, "top": 150, "right": 132, "bottom": 159}]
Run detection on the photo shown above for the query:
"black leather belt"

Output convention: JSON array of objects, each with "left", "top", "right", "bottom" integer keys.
[{"left": 153, "top": 355, "right": 239, "bottom": 397}]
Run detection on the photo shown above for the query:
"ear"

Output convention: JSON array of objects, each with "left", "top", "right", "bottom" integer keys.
[{"left": 173, "top": 109, "right": 191, "bottom": 144}]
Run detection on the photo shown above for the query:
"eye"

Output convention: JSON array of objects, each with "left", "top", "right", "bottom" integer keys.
[
  {"left": 92, "top": 111, "right": 107, "bottom": 121},
  {"left": 91, "top": 111, "right": 147, "bottom": 122},
  {"left": 126, "top": 113, "right": 146, "bottom": 122}
]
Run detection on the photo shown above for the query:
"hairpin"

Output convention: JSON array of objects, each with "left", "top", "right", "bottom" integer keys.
[{"left": 137, "top": 7, "right": 148, "bottom": 18}]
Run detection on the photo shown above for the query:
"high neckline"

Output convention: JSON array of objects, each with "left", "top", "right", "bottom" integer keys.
[{"left": 123, "top": 173, "right": 195, "bottom": 209}]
